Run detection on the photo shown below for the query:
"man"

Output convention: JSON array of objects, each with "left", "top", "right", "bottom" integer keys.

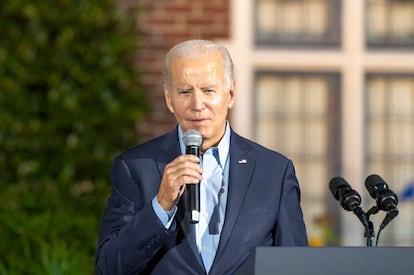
[{"left": 95, "top": 39, "right": 307, "bottom": 275}]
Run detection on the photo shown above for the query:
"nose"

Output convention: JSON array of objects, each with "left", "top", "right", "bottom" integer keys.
[{"left": 191, "top": 90, "right": 204, "bottom": 111}]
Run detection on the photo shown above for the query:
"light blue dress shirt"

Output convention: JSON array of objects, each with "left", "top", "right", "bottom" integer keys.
[{"left": 152, "top": 123, "right": 230, "bottom": 272}]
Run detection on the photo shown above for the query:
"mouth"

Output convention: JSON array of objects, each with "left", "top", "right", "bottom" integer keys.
[
  {"left": 188, "top": 118, "right": 209, "bottom": 128},
  {"left": 190, "top": 118, "right": 208, "bottom": 123}
]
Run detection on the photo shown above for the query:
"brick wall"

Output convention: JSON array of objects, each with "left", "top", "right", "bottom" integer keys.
[{"left": 133, "top": 0, "right": 230, "bottom": 142}]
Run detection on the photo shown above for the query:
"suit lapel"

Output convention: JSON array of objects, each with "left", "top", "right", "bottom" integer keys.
[{"left": 213, "top": 132, "right": 255, "bottom": 265}]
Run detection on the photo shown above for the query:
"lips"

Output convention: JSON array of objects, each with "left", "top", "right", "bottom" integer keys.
[{"left": 189, "top": 118, "right": 208, "bottom": 123}]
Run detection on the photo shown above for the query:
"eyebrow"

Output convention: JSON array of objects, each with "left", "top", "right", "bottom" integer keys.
[
  {"left": 202, "top": 84, "right": 218, "bottom": 89},
  {"left": 175, "top": 82, "right": 220, "bottom": 92},
  {"left": 177, "top": 86, "right": 193, "bottom": 92}
]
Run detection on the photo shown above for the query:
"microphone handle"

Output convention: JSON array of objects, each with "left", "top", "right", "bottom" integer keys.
[{"left": 186, "top": 145, "right": 200, "bottom": 223}]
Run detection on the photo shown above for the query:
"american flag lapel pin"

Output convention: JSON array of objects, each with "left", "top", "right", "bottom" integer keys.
[{"left": 238, "top": 159, "right": 247, "bottom": 164}]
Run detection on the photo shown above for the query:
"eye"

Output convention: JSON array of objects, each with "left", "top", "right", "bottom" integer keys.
[
  {"left": 178, "top": 89, "right": 192, "bottom": 94},
  {"left": 203, "top": 88, "right": 216, "bottom": 93}
]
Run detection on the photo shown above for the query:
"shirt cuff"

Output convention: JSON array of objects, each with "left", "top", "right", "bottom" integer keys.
[{"left": 151, "top": 196, "right": 177, "bottom": 229}]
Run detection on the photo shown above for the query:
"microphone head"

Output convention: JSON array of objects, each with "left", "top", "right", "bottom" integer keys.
[
  {"left": 183, "top": 129, "right": 202, "bottom": 147},
  {"left": 365, "top": 174, "right": 398, "bottom": 211},
  {"left": 329, "top": 176, "right": 361, "bottom": 211},
  {"left": 329, "top": 177, "right": 351, "bottom": 200},
  {"left": 365, "top": 174, "right": 389, "bottom": 199}
]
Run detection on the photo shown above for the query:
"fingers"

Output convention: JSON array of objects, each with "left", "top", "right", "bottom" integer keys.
[
  {"left": 157, "top": 155, "right": 202, "bottom": 210},
  {"left": 167, "top": 155, "right": 202, "bottom": 183}
]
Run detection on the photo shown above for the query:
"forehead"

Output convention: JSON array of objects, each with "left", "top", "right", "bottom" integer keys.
[
  {"left": 170, "top": 50, "right": 224, "bottom": 70},
  {"left": 170, "top": 52, "right": 225, "bottom": 82}
]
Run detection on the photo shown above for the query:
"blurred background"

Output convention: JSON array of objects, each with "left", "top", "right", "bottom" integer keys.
[{"left": 1, "top": 0, "right": 414, "bottom": 274}]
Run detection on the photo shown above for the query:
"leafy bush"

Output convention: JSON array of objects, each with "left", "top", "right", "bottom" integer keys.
[{"left": 0, "top": 0, "right": 147, "bottom": 273}]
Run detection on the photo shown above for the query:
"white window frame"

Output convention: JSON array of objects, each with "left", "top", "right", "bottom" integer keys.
[{"left": 218, "top": 0, "right": 414, "bottom": 245}]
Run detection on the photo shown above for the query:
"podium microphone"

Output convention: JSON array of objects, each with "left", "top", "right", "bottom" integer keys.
[
  {"left": 329, "top": 177, "right": 368, "bottom": 227},
  {"left": 365, "top": 174, "right": 399, "bottom": 230},
  {"left": 182, "top": 129, "right": 203, "bottom": 223}
]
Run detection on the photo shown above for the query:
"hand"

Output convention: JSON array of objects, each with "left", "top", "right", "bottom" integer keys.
[{"left": 158, "top": 155, "right": 202, "bottom": 211}]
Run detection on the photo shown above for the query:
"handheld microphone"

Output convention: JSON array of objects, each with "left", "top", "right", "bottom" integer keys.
[
  {"left": 365, "top": 174, "right": 399, "bottom": 230},
  {"left": 182, "top": 129, "right": 202, "bottom": 224},
  {"left": 329, "top": 177, "right": 368, "bottom": 227}
]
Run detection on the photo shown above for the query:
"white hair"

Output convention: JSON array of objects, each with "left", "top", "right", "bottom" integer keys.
[{"left": 163, "top": 39, "right": 234, "bottom": 90}]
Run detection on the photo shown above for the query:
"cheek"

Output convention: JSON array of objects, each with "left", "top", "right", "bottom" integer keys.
[
  {"left": 209, "top": 97, "right": 222, "bottom": 106},
  {"left": 170, "top": 98, "right": 188, "bottom": 112},
  {"left": 211, "top": 96, "right": 231, "bottom": 113}
]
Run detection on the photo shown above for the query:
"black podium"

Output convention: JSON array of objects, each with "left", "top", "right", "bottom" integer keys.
[{"left": 236, "top": 247, "right": 414, "bottom": 275}]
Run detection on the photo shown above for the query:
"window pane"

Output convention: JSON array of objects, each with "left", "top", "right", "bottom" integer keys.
[
  {"left": 305, "top": 78, "right": 328, "bottom": 114},
  {"left": 306, "top": 121, "right": 327, "bottom": 155},
  {"left": 257, "top": 76, "right": 280, "bottom": 113},
  {"left": 255, "top": 0, "right": 341, "bottom": 47},
  {"left": 367, "top": 121, "right": 385, "bottom": 155},
  {"left": 365, "top": 74, "right": 414, "bottom": 245},
  {"left": 366, "top": 0, "right": 414, "bottom": 48},
  {"left": 307, "top": 0, "right": 328, "bottom": 36},
  {"left": 255, "top": 71, "right": 341, "bottom": 246},
  {"left": 366, "top": 78, "right": 386, "bottom": 116},
  {"left": 283, "top": 77, "right": 303, "bottom": 114},
  {"left": 389, "top": 79, "right": 414, "bottom": 116}
]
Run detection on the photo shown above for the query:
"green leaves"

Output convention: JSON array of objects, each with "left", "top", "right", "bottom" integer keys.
[{"left": 0, "top": 0, "right": 146, "bottom": 273}]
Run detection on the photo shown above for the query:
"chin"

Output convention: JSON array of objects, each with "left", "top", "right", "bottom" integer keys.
[
  {"left": 193, "top": 128, "right": 209, "bottom": 139},
  {"left": 183, "top": 122, "right": 212, "bottom": 138},
  {"left": 195, "top": 128, "right": 207, "bottom": 137}
]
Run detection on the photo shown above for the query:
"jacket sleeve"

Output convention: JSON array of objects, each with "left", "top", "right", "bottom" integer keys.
[
  {"left": 94, "top": 156, "right": 176, "bottom": 274},
  {"left": 274, "top": 160, "right": 308, "bottom": 246}
]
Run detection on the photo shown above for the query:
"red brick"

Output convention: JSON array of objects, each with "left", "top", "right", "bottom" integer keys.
[{"left": 134, "top": 0, "right": 230, "bottom": 139}]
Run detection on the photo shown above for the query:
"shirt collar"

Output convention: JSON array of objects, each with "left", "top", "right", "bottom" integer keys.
[{"left": 178, "top": 122, "right": 231, "bottom": 167}]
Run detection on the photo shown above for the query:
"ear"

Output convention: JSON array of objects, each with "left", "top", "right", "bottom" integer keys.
[
  {"left": 228, "top": 80, "right": 236, "bottom": 109},
  {"left": 164, "top": 84, "right": 175, "bottom": 114}
]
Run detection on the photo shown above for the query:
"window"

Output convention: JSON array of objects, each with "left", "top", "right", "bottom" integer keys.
[
  {"left": 254, "top": 72, "right": 341, "bottom": 245},
  {"left": 231, "top": 0, "right": 414, "bottom": 246},
  {"left": 255, "top": 0, "right": 341, "bottom": 47},
  {"left": 366, "top": 74, "right": 414, "bottom": 245},
  {"left": 366, "top": 0, "right": 414, "bottom": 48}
]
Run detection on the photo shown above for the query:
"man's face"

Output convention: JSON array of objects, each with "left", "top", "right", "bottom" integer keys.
[{"left": 164, "top": 51, "right": 236, "bottom": 151}]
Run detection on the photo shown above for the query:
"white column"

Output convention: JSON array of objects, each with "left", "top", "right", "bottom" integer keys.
[
  {"left": 219, "top": 0, "right": 254, "bottom": 139},
  {"left": 341, "top": 0, "right": 365, "bottom": 246}
]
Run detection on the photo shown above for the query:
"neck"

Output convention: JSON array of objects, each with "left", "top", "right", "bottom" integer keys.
[{"left": 200, "top": 128, "right": 226, "bottom": 154}]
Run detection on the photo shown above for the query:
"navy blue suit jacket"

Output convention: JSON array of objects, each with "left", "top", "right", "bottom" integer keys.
[{"left": 95, "top": 127, "right": 307, "bottom": 274}]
